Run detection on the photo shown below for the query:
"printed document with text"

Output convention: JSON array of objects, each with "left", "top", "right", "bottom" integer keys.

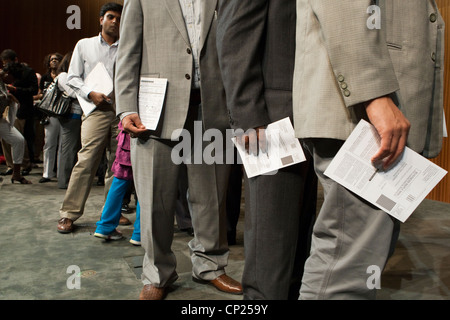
[
  {"left": 324, "top": 119, "right": 447, "bottom": 222},
  {"left": 233, "top": 117, "right": 306, "bottom": 178},
  {"left": 138, "top": 77, "right": 168, "bottom": 130}
]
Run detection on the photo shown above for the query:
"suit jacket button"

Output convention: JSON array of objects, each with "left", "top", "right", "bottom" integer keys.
[
  {"left": 343, "top": 89, "right": 351, "bottom": 97},
  {"left": 187, "top": 48, "right": 192, "bottom": 54},
  {"left": 430, "top": 13, "right": 437, "bottom": 23},
  {"left": 337, "top": 75, "right": 345, "bottom": 82},
  {"left": 340, "top": 82, "right": 348, "bottom": 89},
  {"left": 185, "top": 74, "right": 191, "bottom": 80}
]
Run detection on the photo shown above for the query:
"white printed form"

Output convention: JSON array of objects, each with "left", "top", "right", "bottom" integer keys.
[
  {"left": 233, "top": 117, "right": 306, "bottom": 178},
  {"left": 324, "top": 120, "right": 447, "bottom": 222},
  {"left": 138, "top": 77, "right": 168, "bottom": 130}
]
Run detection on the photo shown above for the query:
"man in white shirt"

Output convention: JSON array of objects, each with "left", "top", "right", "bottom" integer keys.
[{"left": 57, "top": 2, "right": 124, "bottom": 234}]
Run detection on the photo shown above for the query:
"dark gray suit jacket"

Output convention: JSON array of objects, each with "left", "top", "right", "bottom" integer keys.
[{"left": 216, "top": 0, "right": 297, "bottom": 131}]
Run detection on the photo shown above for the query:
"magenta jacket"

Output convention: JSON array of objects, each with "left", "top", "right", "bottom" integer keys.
[{"left": 111, "top": 122, "right": 133, "bottom": 180}]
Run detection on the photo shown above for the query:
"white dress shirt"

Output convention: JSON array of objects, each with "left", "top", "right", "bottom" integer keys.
[
  {"left": 179, "top": 0, "right": 202, "bottom": 89},
  {"left": 67, "top": 33, "right": 119, "bottom": 100}
]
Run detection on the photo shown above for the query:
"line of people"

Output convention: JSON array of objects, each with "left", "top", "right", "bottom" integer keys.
[
  {"left": 2, "top": 0, "right": 445, "bottom": 301},
  {"left": 115, "top": 0, "right": 445, "bottom": 301}
]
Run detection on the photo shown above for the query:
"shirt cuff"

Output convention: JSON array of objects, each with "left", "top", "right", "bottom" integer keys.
[{"left": 119, "top": 111, "right": 138, "bottom": 120}]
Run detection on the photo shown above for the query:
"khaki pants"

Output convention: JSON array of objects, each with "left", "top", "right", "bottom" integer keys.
[{"left": 59, "top": 106, "right": 118, "bottom": 221}]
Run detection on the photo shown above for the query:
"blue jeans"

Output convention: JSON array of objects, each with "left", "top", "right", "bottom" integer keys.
[{"left": 95, "top": 177, "right": 140, "bottom": 241}]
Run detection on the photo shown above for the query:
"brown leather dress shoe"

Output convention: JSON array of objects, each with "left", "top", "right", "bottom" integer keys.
[
  {"left": 193, "top": 274, "right": 243, "bottom": 295},
  {"left": 139, "top": 284, "right": 167, "bottom": 300},
  {"left": 57, "top": 218, "right": 74, "bottom": 233},
  {"left": 119, "top": 215, "right": 131, "bottom": 225}
]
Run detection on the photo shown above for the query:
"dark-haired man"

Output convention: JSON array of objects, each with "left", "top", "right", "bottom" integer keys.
[{"left": 57, "top": 2, "right": 125, "bottom": 234}]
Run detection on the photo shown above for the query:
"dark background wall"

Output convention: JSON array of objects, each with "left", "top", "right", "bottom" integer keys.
[
  {"left": 0, "top": 0, "right": 449, "bottom": 202},
  {"left": 0, "top": 0, "right": 123, "bottom": 75}
]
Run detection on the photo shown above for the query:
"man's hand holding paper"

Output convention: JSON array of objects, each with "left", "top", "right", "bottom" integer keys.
[
  {"left": 324, "top": 119, "right": 447, "bottom": 222},
  {"left": 121, "top": 113, "right": 147, "bottom": 138},
  {"left": 76, "top": 62, "right": 114, "bottom": 116},
  {"left": 88, "top": 91, "right": 112, "bottom": 107}
]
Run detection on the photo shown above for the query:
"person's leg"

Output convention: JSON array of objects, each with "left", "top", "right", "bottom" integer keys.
[
  {"left": 131, "top": 199, "right": 141, "bottom": 244},
  {"left": 23, "top": 117, "right": 35, "bottom": 170},
  {"left": 175, "top": 164, "right": 193, "bottom": 231},
  {"left": 225, "top": 162, "right": 243, "bottom": 245},
  {"left": 57, "top": 117, "right": 81, "bottom": 189},
  {"left": 103, "top": 118, "right": 120, "bottom": 198},
  {"left": 1, "top": 139, "right": 13, "bottom": 173},
  {"left": 242, "top": 161, "right": 314, "bottom": 300},
  {"left": 187, "top": 161, "right": 231, "bottom": 281},
  {"left": 59, "top": 108, "right": 115, "bottom": 222},
  {"left": 0, "top": 119, "right": 25, "bottom": 166},
  {"left": 288, "top": 148, "right": 317, "bottom": 300},
  {"left": 42, "top": 116, "right": 60, "bottom": 179},
  {"left": 0, "top": 119, "right": 31, "bottom": 184},
  {"left": 132, "top": 137, "right": 179, "bottom": 288},
  {"left": 95, "top": 177, "right": 130, "bottom": 235},
  {"left": 300, "top": 139, "right": 399, "bottom": 300},
  {"left": 14, "top": 118, "right": 31, "bottom": 170}
]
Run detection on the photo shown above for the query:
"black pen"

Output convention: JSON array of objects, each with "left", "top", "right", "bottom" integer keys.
[{"left": 369, "top": 168, "right": 379, "bottom": 181}]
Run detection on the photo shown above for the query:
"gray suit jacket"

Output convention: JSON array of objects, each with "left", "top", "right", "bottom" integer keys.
[
  {"left": 293, "top": 0, "right": 445, "bottom": 158},
  {"left": 115, "top": 0, "right": 229, "bottom": 139},
  {"left": 216, "top": 0, "right": 297, "bottom": 131}
]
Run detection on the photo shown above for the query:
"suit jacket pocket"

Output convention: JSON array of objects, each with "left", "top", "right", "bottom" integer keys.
[
  {"left": 385, "top": 0, "right": 403, "bottom": 50},
  {"left": 141, "top": 73, "right": 160, "bottom": 78}
]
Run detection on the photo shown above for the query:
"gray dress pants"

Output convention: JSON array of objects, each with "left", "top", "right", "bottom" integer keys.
[
  {"left": 243, "top": 154, "right": 317, "bottom": 300},
  {"left": 300, "top": 138, "right": 400, "bottom": 300},
  {"left": 131, "top": 103, "right": 231, "bottom": 288}
]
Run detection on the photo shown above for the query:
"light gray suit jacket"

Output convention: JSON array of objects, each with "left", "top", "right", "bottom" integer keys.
[
  {"left": 293, "top": 0, "right": 445, "bottom": 158},
  {"left": 115, "top": 0, "right": 229, "bottom": 139}
]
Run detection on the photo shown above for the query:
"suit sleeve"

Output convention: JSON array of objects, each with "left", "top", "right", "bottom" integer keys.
[
  {"left": 216, "top": 0, "right": 271, "bottom": 131},
  {"left": 114, "top": 0, "right": 144, "bottom": 116},
  {"left": 309, "top": 0, "right": 400, "bottom": 107}
]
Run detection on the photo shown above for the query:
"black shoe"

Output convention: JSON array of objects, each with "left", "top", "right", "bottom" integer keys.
[
  {"left": 180, "top": 227, "right": 194, "bottom": 237},
  {"left": 227, "top": 230, "right": 237, "bottom": 246},
  {"left": 97, "top": 178, "right": 105, "bottom": 186},
  {"left": 0, "top": 168, "right": 13, "bottom": 176},
  {"left": 21, "top": 169, "right": 31, "bottom": 176},
  {"left": 121, "top": 204, "right": 133, "bottom": 214},
  {"left": 39, "top": 177, "right": 51, "bottom": 183}
]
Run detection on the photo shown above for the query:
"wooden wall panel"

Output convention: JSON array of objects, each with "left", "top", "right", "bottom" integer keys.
[
  {"left": 0, "top": 1, "right": 449, "bottom": 202},
  {"left": 429, "top": 1, "right": 450, "bottom": 203},
  {"left": 0, "top": 0, "right": 123, "bottom": 75}
]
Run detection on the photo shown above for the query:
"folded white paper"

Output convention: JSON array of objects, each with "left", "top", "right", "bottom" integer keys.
[
  {"left": 233, "top": 117, "right": 306, "bottom": 178},
  {"left": 76, "top": 62, "right": 113, "bottom": 116},
  {"left": 324, "top": 119, "right": 447, "bottom": 222}
]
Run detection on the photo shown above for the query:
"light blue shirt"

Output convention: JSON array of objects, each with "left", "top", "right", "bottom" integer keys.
[
  {"left": 67, "top": 33, "right": 119, "bottom": 100},
  {"left": 179, "top": 0, "right": 202, "bottom": 89}
]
